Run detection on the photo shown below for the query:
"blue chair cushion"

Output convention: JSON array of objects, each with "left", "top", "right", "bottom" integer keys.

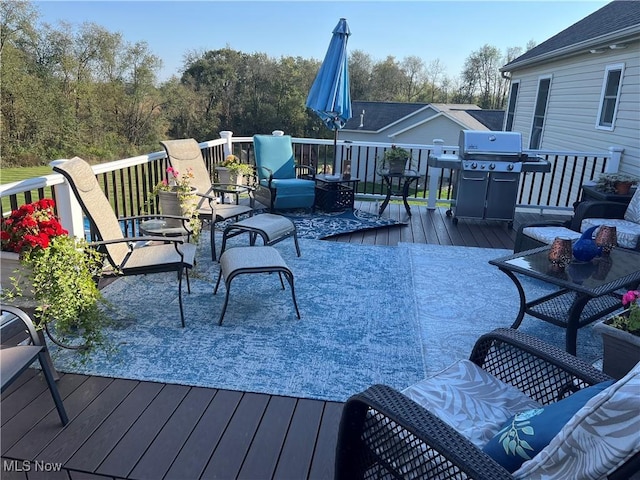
[
  {"left": 253, "top": 135, "right": 296, "bottom": 180},
  {"left": 264, "top": 178, "right": 316, "bottom": 195},
  {"left": 482, "top": 380, "right": 614, "bottom": 473}
]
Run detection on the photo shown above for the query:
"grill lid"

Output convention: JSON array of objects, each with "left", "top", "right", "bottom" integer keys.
[{"left": 459, "top": 130, "right": 523, "bottom": 159}]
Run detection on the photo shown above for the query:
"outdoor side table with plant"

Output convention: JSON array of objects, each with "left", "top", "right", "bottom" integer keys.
[
  {"left": 380, "top": 145, "right": 412, "bottom": 174},
  {"left": 148, "top": 166, "right": 202, "bottom": 242},
  {"left": 0, "top": 199, "right": 110, "bottom": 353}
]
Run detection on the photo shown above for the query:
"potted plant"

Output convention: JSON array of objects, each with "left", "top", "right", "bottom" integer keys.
[
  {"left": 1, "top": 198, "right": 109, "bottom": 352},
  {"left": 381, "top": 145, "right": 411, "bottom": 174},
  {"left": 215, "top": 154, "right": 254, "bottom": 186},
  {"left": 150, "top": 166, "right": 202, "bottom": 241},
  {"left": 593, "top": 289, "right": 640, "bottom": 379},
  {"left": 595, "top": 172, "right": 639, "bottom": 195}
]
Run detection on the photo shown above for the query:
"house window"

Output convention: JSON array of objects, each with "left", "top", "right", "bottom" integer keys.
[
  {"left": 596, "top": 63, "right": 624, "bottom": 130},
  {"left": 529, "top": 76, "right": 551, "bottom": 149},
  {"left": 504, "top": 81, "right": 519, "bottom": 131}
]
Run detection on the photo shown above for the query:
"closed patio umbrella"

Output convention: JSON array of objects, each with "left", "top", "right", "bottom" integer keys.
[{"left": 306, "top": 18, "right": 352, "bottom": 173}]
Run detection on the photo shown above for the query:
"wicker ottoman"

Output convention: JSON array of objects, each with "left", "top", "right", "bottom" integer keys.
[
  {"left": 218, "top": 213, "right": 300, "bottom": 260},
  {"left": 214, "top": 246, "right": 301, "bottom": 325}
]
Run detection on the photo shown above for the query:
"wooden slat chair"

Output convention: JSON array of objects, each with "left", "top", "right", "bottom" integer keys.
[
  {"left": 53, "top": 157, "right": 196, "bottom": 327},
  {"left": 1, "top": 305, "right": 68, "bottom": 425}
]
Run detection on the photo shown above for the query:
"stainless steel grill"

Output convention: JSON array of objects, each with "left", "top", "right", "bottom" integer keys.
[{"left": 428, "top": 130, "right": 551, "bottom": 228}]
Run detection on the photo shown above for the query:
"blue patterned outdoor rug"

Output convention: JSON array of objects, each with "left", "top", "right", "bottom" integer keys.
[
  {"left": 50, "top": 238, "right": 604, "bottom": 401},
  {"left": 50, "top": 236, "right": 423, "bottom": 402},
  {"left": 403, "top": 243, "right": 603, "bottom": 376},
  {"left": 218, "top": 208, "right": 405, "bottom": 239}
]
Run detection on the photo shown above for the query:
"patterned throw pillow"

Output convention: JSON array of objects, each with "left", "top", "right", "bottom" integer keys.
[
  {"left": 624, "top": 188, "right": 640, "bottom": 224},
  {"left": 482, "top": 380, "right": 614, "bottom": 473}
]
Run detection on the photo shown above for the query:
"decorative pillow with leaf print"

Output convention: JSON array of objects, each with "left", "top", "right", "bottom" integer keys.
[{"left": 482, "top": 380, "right": 614, "bottom": 473}]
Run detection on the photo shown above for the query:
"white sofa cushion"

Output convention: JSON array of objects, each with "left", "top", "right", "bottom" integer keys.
[
  {"left": 513, "top": 361, "right": 640, "bottom": 479},
  {"left": 522, "top": 226, "right": 581, "bottom": 245},
  {"left": 402, "top": 359, "right": 540, "bottom": 448},
  {"left": 581, "top": 218, "right": 640, "bottom": 249},
  {"left": 624, "top": 188, "right": 640, "bottom": 224}
]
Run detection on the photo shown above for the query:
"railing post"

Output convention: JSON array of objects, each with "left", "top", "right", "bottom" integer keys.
[
  {"left": 605, "top": 146, "right": 624, "bottom": 173},
  {"left": 50, "top": 159, "right": 85, "bottom": 240},
  {"left": 427, "top": 139, "right": 444, "bottom": 210},
  {"left": 219, "top": 131, "right": 233, "bottom": 157}
]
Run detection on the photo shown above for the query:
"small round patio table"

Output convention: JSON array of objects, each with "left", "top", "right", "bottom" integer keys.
[{"left": 378, "top": 169, "right": 422, "bottom": 217}]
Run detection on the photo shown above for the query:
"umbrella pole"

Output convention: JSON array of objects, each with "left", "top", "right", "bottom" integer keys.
[{"left": 333, "top": 127, "right": 338, "bottom": 174}]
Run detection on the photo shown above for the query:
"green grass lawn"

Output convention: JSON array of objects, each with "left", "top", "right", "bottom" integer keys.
[
  {"left": 1, "top": 166, "right": 57, "bottom": 207},
  {"left": 1, "top": 166, "right": 54, "bottom": 185}
]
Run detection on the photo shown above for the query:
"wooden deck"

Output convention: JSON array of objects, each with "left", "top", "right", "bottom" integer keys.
[{"left": 1, "top": 204, "right": 570, "bottom": 480}]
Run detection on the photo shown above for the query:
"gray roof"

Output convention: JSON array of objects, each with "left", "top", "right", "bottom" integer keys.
[
  {"left": 502, "top": 0, "right": 640, "bottom": 70},
  {"left": 465, "top": 110, "right": 505, "bottom": 131},
  {"left": 343, "top": 101, "right": 427, "bottom": 131},
  {"left": 343, "top": 101, "right": 502, "bottom": 132}
]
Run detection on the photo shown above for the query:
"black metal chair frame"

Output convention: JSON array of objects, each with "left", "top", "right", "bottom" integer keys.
[
  {"left": 1, "top": 305, "right": 69, "bottom": 425},
  {"left": 53, "top": 158, "right": 196, "bottom": 327},
  {"left": 335, "top": 328, "right": 639, "bottom": 479}
]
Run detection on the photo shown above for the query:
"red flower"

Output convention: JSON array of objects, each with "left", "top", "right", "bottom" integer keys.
[{"left": 1, "top": 199, "right": 67, "bottom": 255}]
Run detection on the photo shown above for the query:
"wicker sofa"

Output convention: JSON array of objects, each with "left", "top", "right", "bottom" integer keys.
[
  {"left": 514, "top": 187, "right": 640, "bottom": 253},
  {"left": 335, "top": 328, "right": 640, "bottom": 479}
]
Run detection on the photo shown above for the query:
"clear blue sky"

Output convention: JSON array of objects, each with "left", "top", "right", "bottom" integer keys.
[{"left": 34, "top": 1, "right": 610, "bottom": 82}]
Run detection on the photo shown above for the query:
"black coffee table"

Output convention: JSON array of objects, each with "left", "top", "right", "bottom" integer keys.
[{"left": 489, "top": 246, "right": 640, "bottom": 355}]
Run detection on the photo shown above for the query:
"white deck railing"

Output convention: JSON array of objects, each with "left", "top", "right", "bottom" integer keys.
[{"left": 0, "top": 132, "right": 622, "bottom": 239}]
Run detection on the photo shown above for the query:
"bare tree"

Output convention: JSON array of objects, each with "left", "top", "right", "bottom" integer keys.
[
  {"left": 424, "top": 59, "right": 444, "bottom": 102},
  {"left": 400, "top": 55, "right": 427, "bottom": 102}
]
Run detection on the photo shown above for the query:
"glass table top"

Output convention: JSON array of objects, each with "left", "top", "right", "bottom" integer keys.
[{"left": 491, "top": 246, "right": 640, "bottom": 294}]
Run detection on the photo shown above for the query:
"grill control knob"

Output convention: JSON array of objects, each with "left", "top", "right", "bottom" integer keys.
[
  {"left": 489, "top": 163, "right": 496, "bottom": 170},
  {"left": 507, "top": 163, "right": 514, "bottom": 171},
  {"left": 471, "top": 162, "right": 477, "bottom": 169}
]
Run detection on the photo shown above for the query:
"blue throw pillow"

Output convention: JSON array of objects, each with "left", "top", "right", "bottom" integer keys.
[{"left": 482, "top": 380, "right": 614, "bottom": 473}]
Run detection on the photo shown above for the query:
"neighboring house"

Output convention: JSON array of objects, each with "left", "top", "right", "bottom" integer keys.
[
  {"left": 501, "top": 0, "right": 640, "bottom": 177},
  {"left": 340, "top": 101, "right": 504, "bottom": 146}
]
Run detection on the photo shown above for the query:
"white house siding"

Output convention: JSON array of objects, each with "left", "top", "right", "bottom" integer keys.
[{"left": 509, "top": 43, "right": 640, "bottom": 180}]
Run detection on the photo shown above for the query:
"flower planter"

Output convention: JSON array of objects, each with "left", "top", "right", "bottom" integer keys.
[
  {"left": 593, "top": 312, "right": 640, "bottom": 380},
  {"left": 387, "top": 158, "right": 407, "bottom": 174},
  {"left": 614, "top": 181, "right": 633, "bottom": 195},
  {"left": 158, "top": 187, "right": 198, "bottom": 228},
  {"left": 215, "top": 167, "right": 247, "bottom": 186},
  {"left": 0, "top": 251, "right": 34, "bottom": 299}
]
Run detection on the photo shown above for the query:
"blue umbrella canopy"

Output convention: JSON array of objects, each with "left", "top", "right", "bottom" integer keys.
[{"left": 306, "top": 18, "right": 352, "bottom": 132}]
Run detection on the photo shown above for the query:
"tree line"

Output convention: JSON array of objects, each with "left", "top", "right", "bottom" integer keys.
[{"left": 1, "top": 0, "right": 533, "bottom": 167}]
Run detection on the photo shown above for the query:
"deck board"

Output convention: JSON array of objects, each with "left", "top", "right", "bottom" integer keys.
[
  {"left": 65, "top": 381, "right": 164, "bottom": 472},
  {"left": 236, "top": 395, "right": 297, "bottom": 480},
  {"left": 1, "top": 205, "right": 572, "bottom": 479},
  {"left": 130, "top": 386, "right": 218, "bottom": 480}
]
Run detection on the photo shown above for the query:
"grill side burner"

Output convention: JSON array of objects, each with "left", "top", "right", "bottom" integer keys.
[{"left": 428, "top": 130, "right": 551, "bottom": 228}]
